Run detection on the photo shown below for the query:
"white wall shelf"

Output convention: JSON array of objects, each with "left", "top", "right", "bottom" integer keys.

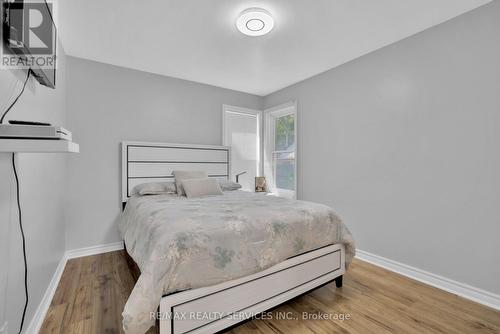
[{"left": 0, "top": 139, "right": 79, "bottom": 153}]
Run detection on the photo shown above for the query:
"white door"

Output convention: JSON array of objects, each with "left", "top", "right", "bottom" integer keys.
[{"left": 223, "top": 105, "right": 261, "bottom": 191}]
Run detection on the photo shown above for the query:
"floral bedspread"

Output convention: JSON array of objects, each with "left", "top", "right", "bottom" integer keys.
[{"left": 119, "top": 191, "right": 355, "bottom": 334}]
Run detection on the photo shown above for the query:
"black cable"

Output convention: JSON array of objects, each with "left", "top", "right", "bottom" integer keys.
[
  {"left": 12, "top": 153, "right": 28, "bottom": 334},
  {"left": 43, "top": 0, "right": 55, "bottom": 25},
  {"left": 0, "top": 70, "right": 31, "bottom": 124}
]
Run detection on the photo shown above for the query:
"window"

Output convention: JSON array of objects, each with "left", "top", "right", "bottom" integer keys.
[
  {"left": 264, "top": 102, "right": 297, "bottom": 198},
  {"left": 222, "top": 105, "right": 262, "bottom": 191}
]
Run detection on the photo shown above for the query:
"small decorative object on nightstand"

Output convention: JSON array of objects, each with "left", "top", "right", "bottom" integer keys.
[{"left": 255, "top": 176, "right": 267, "bottom": 192}]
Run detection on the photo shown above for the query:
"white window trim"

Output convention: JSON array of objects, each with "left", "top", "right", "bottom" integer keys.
[
  {"left": 222, "top": 105, "right": 263, "bottom": 180},
  {"left": 264, "top": 101, "right": 297, "bottom": 199}
]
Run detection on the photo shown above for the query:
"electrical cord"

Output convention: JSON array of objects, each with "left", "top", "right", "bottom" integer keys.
[
  {"left": 4, "top": 5, "right": 53, "bottom": 332},
  {"left": 0, "top": 70, "right": 31, "bottom": 124},
  {"left": 12, "top": 153, "right": 28, "bottom": 334},
  {"left": 43, "top": 0, "right": 54, "bottom": 25}
]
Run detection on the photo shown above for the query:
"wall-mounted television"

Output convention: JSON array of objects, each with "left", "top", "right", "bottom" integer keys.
[{"left": 2, "top": 0, "right": 57, "bottom": 88}]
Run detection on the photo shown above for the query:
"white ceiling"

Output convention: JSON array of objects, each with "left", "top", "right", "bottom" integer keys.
[{"left": 58, "top": 0, "right": 491, "bottom": 96}]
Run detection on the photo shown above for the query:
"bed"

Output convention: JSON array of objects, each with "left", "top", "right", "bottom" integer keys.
[{"left": 120, "top": 141, "right": 355, "bottom": 334}]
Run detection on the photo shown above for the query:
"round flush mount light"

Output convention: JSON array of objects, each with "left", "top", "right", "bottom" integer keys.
[{"left": 236, "top": 8, "right": 274, "bottom": 36}]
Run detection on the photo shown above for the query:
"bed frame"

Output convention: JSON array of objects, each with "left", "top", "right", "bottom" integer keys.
[{"left": 121, "top": 141, "right": 345, "bottom": 334}]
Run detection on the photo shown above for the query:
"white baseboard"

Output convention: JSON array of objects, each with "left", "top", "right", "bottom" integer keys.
[
  {"left": 65, "top": 241, "right": 124, "bottom": 259},
  {"left": 356, "top": 249, "right": 500, "bottom": 311},
  {"left": 25, "top": 241, "right": 125, "bottom": 334},
  {"left": 25, "top": 254, "right": 67, "bottom": 334}
]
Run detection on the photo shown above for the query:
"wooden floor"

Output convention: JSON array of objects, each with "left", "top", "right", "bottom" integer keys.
[{"left": 40, "top": 250, "right": 500, "bottom": 334}]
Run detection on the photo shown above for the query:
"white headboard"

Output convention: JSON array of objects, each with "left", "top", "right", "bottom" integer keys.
[{"left": 121, "top": 141, "right": 231, "bottom": 204}]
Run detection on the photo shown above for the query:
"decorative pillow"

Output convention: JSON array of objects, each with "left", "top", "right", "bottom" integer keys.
[
  {"left": 163, "top": 182, "right": 177, "bottom": 194},
  {"left": 172, "top": 170, "right": 208, "bottom": 196},
  {"left": 217, "top": 179, "right": 242, "bottom": 191},
  {"left": 182, "top": 178, "right": 223, "bottom": 198},
  {"left": 132, "top": 182, "right": 177, "bottom": 196}
]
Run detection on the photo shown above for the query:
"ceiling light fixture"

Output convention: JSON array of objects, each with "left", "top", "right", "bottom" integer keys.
[{"left": 236, "top": 8, "right": 274, "bottom": 36}]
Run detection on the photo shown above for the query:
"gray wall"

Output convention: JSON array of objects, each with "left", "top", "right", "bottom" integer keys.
[
  {"left": 65, "top": 57, "right": 263, "bottom": 250},
  {"left": 0, "top": 45, "right": 67, "bottom": 332},
  {"left": 264, "top": 1, "right": 500, "bottom": 294}
]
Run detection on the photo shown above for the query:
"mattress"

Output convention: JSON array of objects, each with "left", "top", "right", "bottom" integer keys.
[{"left": 119, "top": 190, "right": 355, "bottom": 334}]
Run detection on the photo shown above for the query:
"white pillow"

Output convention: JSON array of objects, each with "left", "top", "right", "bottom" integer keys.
[
  {"left": 182, "top": 178, "right": 223, "bottom": 198},
  {"left": 132, "top": 182, "right": 177, "bottom": 196},
  {"left": 217, "top": 179, "right": 242, "bottom": 191},
  {"left": 172, "top": 170, "right": 208, "bottom": 196}
]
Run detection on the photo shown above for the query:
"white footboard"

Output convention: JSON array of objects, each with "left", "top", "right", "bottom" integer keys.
[{"left": 159, "top": 243, "right": 345, "bottom": 334}]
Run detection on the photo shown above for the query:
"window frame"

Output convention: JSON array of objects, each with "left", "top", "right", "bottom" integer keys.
[
  {"left": 264, "top": 101, "right": 297, "bottom": 199},
  {"left": 222, "top": 105, "right": 263, "bottom": 182}
]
